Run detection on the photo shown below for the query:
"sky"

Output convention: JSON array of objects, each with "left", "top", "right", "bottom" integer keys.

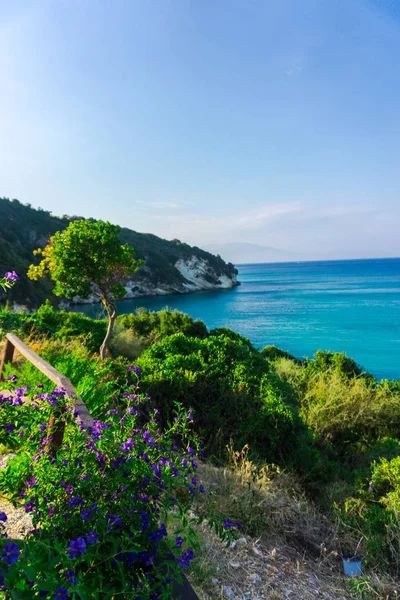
[{"left": 1, "top": 0, "right": 400, "bottom": 260}]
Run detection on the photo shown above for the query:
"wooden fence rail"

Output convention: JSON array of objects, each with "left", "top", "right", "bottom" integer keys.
[{"left": 0, "top": 332, "right": 199, "bottom": 599}]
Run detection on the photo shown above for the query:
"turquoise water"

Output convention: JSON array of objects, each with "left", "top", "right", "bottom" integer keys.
[{"left": 76, "top": 258, "right": 400, "bottom": 381}]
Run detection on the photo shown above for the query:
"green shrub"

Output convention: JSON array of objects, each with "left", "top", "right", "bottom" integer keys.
[
  {"left": 136, "top": 333, "right": 305, "bottom": 463},
  {"left": 261, "top": 345, "right": 301, "bottom": 363},
  {"left": 119, "top": 308, "right": 208, "bottom": 344},
  {"left": 342, "top": 456, "right": 400, "bottom": 570},
  {"left": 110, "top": 319, "right": 147, "bottom": 360}
]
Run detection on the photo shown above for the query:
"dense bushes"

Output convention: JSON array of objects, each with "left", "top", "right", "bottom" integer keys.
[
  {"left": 3, "top": 303, "right": 400, "bottom": 575},
  {"left": 119, "top": 308, "right": 208, "bottom": 343},
  {"left": 272, "top": 351, "right": 400, "bottom": 463},
  {"left": 135, "top": 332, "right": 304, "bottom": 462}
]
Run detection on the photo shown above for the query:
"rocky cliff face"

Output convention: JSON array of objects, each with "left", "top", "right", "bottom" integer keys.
[{"left": 72, "top": 255, "right": 239, "bottom": 304}]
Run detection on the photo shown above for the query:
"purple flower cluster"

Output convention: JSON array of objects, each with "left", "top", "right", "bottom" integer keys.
[
  {"left": 127, "top": 365, "right": 141, "bottom": 377},
  {"left": 177, "top": 548, "right": 194, "bottom": 569},
  {"left": 120, "top": 437, "right": 135, "bottom": 453},
  {"left": 0, "top": 373, "right": 235, "bottom": 598},
  {"left": 4, "top": 271, "right": 19, "bottom": 283}
]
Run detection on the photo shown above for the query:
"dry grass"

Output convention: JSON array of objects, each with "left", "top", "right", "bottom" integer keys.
[
  {"left": 197, "top": 444, "right": 342, "bottom": 555},
  {"left": 185, "top": 447, "right": 400, "bottom": 599}
]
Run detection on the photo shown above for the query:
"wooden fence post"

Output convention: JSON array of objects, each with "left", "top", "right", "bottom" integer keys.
[
  {"left": 0, "top": 337, "right": 15, "bottom": 380},
  {"left": 47, "top": 408, "right": 67, "bottom": 455}
]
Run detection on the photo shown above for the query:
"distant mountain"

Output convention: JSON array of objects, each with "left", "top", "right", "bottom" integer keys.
[
  {"left": 0, "top": 198, "right": 239, "bottom": 308},
  {"left": 203, "top": 243, "right": 295, "bottom": 265}
]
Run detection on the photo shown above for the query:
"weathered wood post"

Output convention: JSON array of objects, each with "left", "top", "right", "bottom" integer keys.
[{"left": 0, "top": 336, "right": 15, "bottom": 380}]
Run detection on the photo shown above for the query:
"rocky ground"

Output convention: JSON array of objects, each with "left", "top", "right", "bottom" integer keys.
[{"left": 188, "top": 527, "right": 356, "bottom": 600}]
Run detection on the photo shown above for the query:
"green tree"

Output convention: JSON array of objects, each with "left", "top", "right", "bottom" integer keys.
[{"left": 27, "top": 220, "right": 143, "bottom": 358}]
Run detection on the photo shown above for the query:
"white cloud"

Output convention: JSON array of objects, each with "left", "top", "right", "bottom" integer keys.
[
  {"left": 285, "top": 54, "right": 304, "bottom": 77},
  {"left": 143, "top": 202, "right": 301, "bottom": 244}
]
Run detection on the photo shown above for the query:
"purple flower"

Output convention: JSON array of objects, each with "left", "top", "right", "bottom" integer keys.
[
  {"left": 2, "top": 542, "right": 20, "bottom": 565},
  {"left": 177, "top": 548, "right": 194, "bottom": 569},
  {"left": 25, "top": 501, "right": 35, "bottom": 513},
  {"left": 4, "top": 271, "right": 19, "bottom": 283},
  {"left": 149, "top": 523, "right": 167, "bottom": 543},
  {"left": 127, "top": 365, "right": 141, "bottom": 377},
  {"left": 68, "top": 536, "right": 86, "bottom": 558},
  {"left": 4, "top": 423, "right": 16, "bottom": 434},
  {"left": 175, "top": 536, "right": 184, "bottom": 548},
  {"left": 26, "top": 476, "right": 37, "bottom": 488},
  {"left": 80, "top": 508, "right": 92, "bottom": 521},
  {"left": 48, "top": 505, "right": 55, "bottom": 518},
  {"left": 223, "top": 518, "right": 234, "bottom": 530},
  {"left": 66, "top": 569, "right": 77, "bottom": 585},
  {"left": 142, "top": 430, "right": 156, "bottom": 447},
  {"left": 65, "top": 484, "right": 74, "bottom": 495},
  {"left": 67, "top": 497, "right": 83, "bottom": 507},
  {"left": 106, "top": 514, "right": 122, "bottom": 528},
  {"left": 86, "top": 531, "right": 99, "bottom": 544},
  {"left": 121, "top": 437, "right": 135, "bottom": 452},
  {"left": 199, "top": 485, "right": 205, "bottom": 493},
  {"left": 54, "top": 588, "right": 68, "bottom": 599},
  {"left": 0, "top": 512, "right": 7, "bottom": 522}
]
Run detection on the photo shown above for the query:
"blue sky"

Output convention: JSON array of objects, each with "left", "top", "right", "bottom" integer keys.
[{"left": 1, "top": 0, "right": 400, "bottom": 260}]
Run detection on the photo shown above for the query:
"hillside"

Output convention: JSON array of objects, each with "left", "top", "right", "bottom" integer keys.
[
  {"left": 1, "top": 306, "right": 400, "bottom": 598},
  {"left": 0, "top": 198, "right": 239, "bottom": 307}
]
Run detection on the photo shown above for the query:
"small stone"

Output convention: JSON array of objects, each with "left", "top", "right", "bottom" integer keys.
[
  {"left": 252, "top": 547, "right": 263, "bottom": 558},
  {"left": 229, "top": 540, "right": 237, "bottom": 549},
  {"left": 237, "top": 537, "right": 248, "bottom": 545},
  {"left": 249, "top": 573, "right": 262, "bottom": 584},
  {"left": 223, "top": 586, "right": 235, "bottom": 600},
  {"left": 212, "top": 578, "right": 220, "bottom": 585},
  {"left": 229, "top": 561, "right": 241, "bottom": 569}
]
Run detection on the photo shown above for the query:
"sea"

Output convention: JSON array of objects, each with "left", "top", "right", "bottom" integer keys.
[{"left": 75, "top": 258, "right": 400, "bottom": 381}]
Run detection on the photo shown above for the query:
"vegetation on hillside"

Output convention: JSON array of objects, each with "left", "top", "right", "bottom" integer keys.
[
  {"left": 2, "top": 301, "right": 400, "bottom": 589},
  {"left": 0, "top": 197, "right": 238, "bottom": 308}
]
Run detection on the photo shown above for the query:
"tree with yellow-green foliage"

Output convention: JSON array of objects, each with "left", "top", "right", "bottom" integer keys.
[{"left": 28, "top": 220, "right": 143, "bottom": 359}]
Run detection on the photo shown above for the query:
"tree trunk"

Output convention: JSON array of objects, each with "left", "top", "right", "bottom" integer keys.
[{"left": 100, "top": 302, "right": 117, "bottom": 360}]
